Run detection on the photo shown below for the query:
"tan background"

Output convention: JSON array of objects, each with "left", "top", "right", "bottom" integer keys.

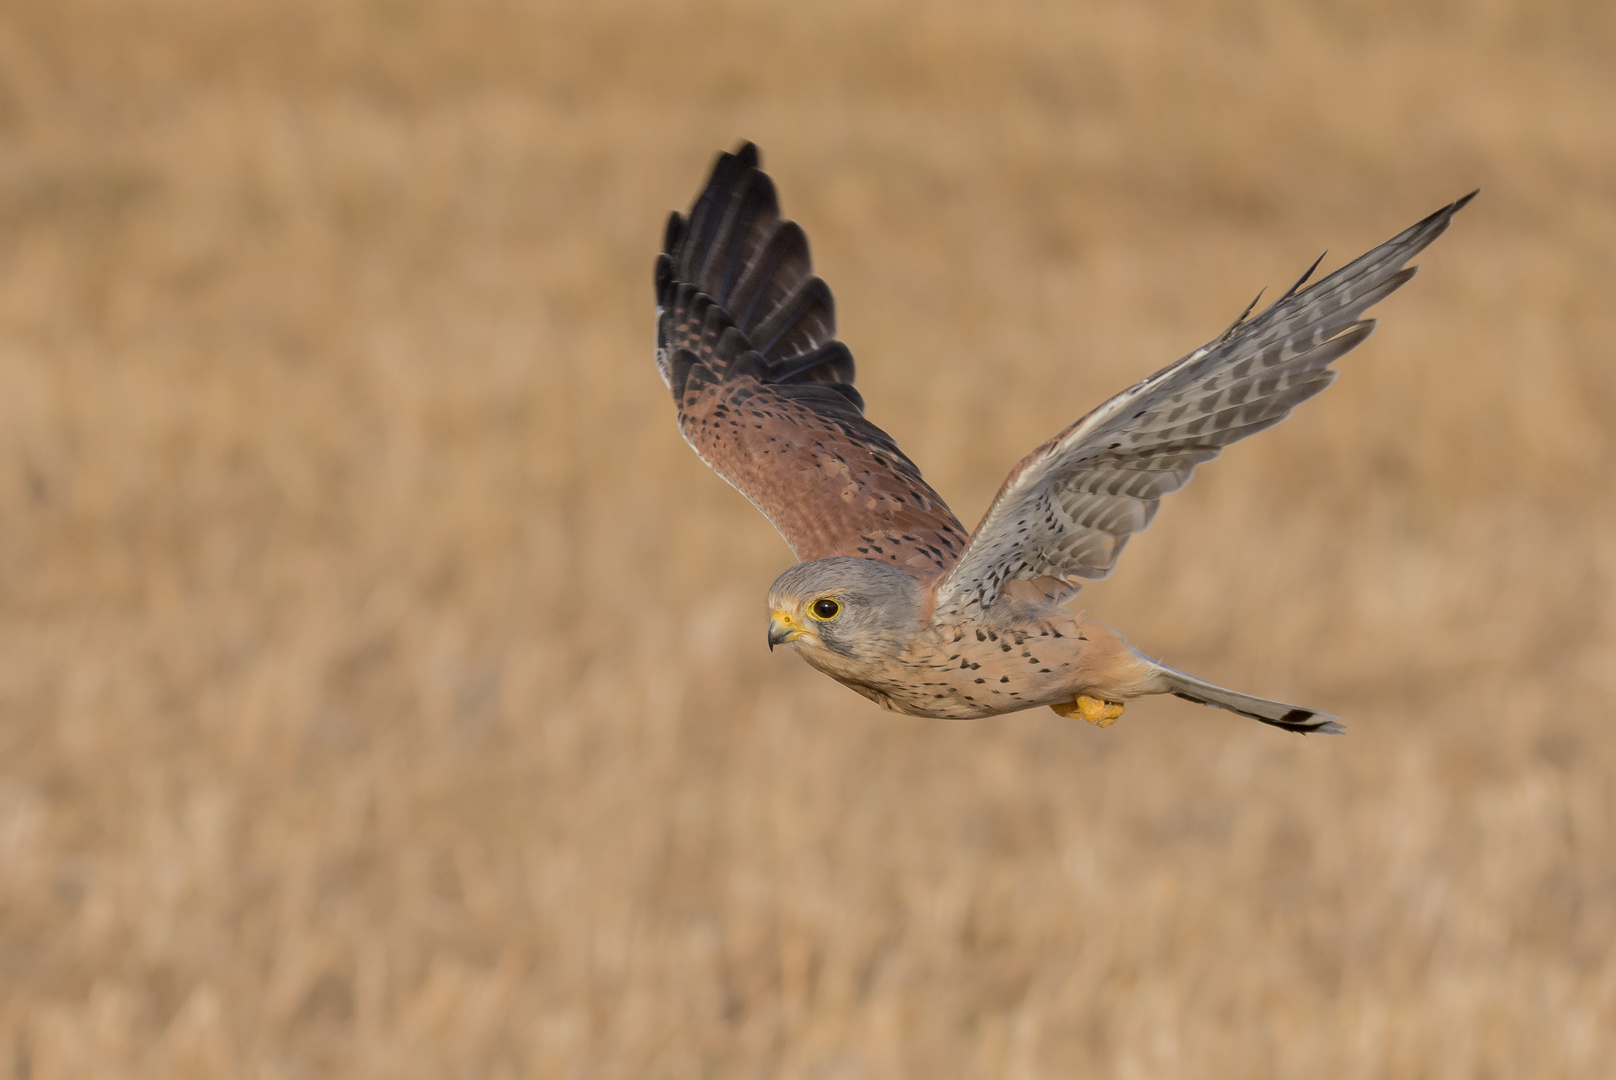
[{"left": 0, "top": 0, "right": 1612, "bottom": 1076}]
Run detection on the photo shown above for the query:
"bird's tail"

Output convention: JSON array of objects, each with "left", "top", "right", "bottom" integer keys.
[{"left": 1145, "top": 659, "right": 1343, "bottom": 735}]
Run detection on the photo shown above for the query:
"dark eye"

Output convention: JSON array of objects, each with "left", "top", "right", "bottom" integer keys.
[{"left": 810, "top": 597, "right": 841, "bottom": 620}]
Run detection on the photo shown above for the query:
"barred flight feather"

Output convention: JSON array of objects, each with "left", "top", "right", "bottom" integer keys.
[{"left": 933, "top": 191, "right": 1476, "bottom": 615}]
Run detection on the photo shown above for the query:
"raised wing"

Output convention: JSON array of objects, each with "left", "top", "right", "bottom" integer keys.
[
  {"left": 933, "top": 192, "right": 1477, "bottom": 616},
  {"left": 656, "top": 144, "right": 969, "bottom": 576}
]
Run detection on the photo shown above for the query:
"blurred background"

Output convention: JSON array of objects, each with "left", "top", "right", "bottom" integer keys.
[{"left": 0, "top": 0, "right": 1612, "bottom": 1076}]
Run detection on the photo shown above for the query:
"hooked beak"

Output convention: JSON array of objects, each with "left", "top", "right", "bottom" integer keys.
[{"left": 768, "top": 609, "right": 807, "bottom": 651}]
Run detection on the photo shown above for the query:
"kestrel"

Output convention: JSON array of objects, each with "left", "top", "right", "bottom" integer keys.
[{"left": 655, "top": 143, "right": 1471, "bottom": 732}]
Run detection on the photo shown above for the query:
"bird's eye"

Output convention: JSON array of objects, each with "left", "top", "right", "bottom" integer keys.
[{"left": 809, "top": 597, "right": 841, "bottom": 621}]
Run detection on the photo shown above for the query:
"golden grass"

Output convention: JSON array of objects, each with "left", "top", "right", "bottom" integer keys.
[{"left": 0, "top": 0, "right": 1612, "bottom": 1075}]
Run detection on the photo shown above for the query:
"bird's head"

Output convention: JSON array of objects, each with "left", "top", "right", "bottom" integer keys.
[{"left": 766, "top": 557, "right": 926, "bottom": 673}]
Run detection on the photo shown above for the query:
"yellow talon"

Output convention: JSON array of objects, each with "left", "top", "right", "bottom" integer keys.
[{"left": 1050, "top": 694, "right": 1125, "bottom": 727}]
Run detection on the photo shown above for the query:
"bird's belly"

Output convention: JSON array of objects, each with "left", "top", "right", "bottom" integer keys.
[{"left": 854, "top": 631, "right": 1086, "bottom": 719}]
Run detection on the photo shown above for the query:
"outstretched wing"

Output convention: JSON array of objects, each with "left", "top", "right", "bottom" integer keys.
[
  {"left": 933, "top": 192, "right": 1477, "bottom": 616},
  {"left": 656, "top": 143, "right": 969, "bottom": 576}
]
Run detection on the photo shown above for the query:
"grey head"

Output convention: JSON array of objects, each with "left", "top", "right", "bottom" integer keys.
[{"left": 766, "top": 557, "right": 926, "bottom": 674}]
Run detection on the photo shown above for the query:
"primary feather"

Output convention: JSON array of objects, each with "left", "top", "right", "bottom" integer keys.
[{"left": 932, "top": 190, "right": 1477, "bottom": 616}]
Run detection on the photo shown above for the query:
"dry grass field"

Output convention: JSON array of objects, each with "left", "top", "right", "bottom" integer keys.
[{"left": 0, "top": 0, "right": 1612, "bottom": 1076}]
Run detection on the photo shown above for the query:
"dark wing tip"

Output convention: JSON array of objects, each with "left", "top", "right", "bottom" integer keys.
[
  {"left": 734, "top": 141, "right": 760, "bottom": 168},
  {"left": 663, "top": 211, "right": 686, "bottom": 256},
  {"left": 1278, "top": 249, "right": 1328, "bottom": 304},
  {"left": 1404, "top": 188, "right": 1479, "bottom": 248},
  {"left": 1217, "top": 287, "right": 1265, "bottom": 343}
]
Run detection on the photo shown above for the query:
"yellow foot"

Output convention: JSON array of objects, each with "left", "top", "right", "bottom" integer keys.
[{"left": 1050, "top": 694, "right": 1126, "bottom": 728}]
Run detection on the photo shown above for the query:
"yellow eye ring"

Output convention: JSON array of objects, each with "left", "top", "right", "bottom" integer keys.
[{"left": 808, "top": 597, "right": 841, "bottom": 621}]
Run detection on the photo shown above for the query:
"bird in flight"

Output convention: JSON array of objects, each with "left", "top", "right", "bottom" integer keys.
[{"left": 654, "top": 143, "right": 1471, "bottom": 733}]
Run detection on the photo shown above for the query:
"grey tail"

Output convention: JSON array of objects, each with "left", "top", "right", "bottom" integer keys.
[{"left": 1150, "top": 662, "right": 1343, "bottom": 735}]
